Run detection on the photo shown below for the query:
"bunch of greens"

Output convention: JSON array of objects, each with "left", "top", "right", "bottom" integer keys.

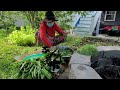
[{"left": 17, "top": 58, "right": 52, "bottom": 79}]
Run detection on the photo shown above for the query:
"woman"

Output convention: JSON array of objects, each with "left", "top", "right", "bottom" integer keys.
[{"left": 35, "top": 11, "right": 67, "bottom": 49}]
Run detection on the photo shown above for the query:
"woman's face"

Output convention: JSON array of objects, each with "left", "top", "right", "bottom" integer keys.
[{"left": 45, "top": 19, "right": 54, "bottom": 27}]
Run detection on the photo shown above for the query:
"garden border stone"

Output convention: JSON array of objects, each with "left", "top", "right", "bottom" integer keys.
[{"left": 68, "top": 53, "right": 102, "bottom": 79}]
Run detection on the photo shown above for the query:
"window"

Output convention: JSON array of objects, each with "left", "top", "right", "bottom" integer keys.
[{"left": 104, "top": 11, "right": 117, "bottom": 21}]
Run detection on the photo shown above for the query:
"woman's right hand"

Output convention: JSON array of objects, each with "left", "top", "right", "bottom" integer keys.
[
  {"left": 63, "top": 32, "right": 68, "bottom": 37},
  {"left": 49, "top": 46, "right": 59, "bottom": 51}
]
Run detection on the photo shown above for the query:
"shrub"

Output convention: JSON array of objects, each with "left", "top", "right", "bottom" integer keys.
[
  {"left": 0, "top": 26, "right": 17, "bottom": 38},
  {"left": 0, "top": 29, "right": 8, "bottom": 38},
  {"left": 7, "top": 26, "right": 35, "bottom": 46},
  {"left": 77, "top": 44, "right": 98, "bottom": 56}
]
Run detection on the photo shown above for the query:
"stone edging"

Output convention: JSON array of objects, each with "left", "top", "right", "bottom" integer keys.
[{"left": 68, "top": 53, "right": 102, "bottom": 79}]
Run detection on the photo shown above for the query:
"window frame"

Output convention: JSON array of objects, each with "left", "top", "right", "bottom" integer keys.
[{"left": 104, "top": 11, "right": 117, "bottom": 21}]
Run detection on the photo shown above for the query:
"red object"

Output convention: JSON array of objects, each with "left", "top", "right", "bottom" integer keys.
[
  {"left": 38, "top": 21, "right": 65, "bottom": 48},
  {"left": 117, "top": 26, "right": 120, "bottom": 30},
  {"left": 103, "top": 26, "right": 112, "bottom": 31}
]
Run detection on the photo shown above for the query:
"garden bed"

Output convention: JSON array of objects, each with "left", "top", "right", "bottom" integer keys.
[
  {"left": 91, "top": 56, "right": 120, "bottom": 79},
  {"left": 91, "top": 49, "right": 120, "bottom": 79}
]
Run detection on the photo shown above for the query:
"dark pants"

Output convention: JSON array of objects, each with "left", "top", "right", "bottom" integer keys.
[{"left": 51, "top": 35, "right": 66, "bottom": 46}]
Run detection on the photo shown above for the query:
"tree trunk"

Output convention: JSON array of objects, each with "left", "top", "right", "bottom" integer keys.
[{"left": 31, "top": 12, "right": 35, "bottom": 30}]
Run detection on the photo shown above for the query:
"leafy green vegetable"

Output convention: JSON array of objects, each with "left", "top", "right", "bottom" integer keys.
[{"left": 17, "top": 58, "right": 52, "bottom": 79}]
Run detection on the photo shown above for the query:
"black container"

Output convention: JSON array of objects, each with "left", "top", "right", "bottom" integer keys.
[
  {"left": 62, "top": 56, "right": 71, "bottom": 65},
  {"left": 108, "top": 30, "right": 120, "bottom": 36}
]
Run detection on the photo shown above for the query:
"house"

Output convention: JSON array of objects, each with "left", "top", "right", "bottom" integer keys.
[
  {"left": 99, "top": 11, "right": 120, "bottom": 36},
  {"left": 71, "top": 11, "right": 102, "bottom": 37}
]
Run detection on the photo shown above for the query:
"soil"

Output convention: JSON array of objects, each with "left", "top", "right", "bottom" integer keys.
[{"left": 91, "top": 56, "right": 120, "bottom": 79}]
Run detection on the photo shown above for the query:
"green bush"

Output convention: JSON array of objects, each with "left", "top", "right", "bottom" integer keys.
[
  {"left": 7, "top": 26, "right": 35, "bottom": 46},
  {"left": 77, "top": 44, "right": 98, "bottom": 56},
  {"left": 0, "top": 29, "right": 8, "bottom": 38},
  {"left": 0, "top": 26, "right": 17, "bottom": 38},
  {"left": 7, "top": 26, "right": 17, "bottom": 33}
]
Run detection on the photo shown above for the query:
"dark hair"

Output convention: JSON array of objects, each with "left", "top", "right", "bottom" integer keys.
[{"left": 45, "top": 11, "right": 58, "bottom": 21}]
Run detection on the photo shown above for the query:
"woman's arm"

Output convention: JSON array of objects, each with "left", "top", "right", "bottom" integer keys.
[
  {"left": 54, "top": 23, "right": 67, "bottom": 36},
  {"left": 39, "top": 23, "right": 52, "bottom": 48}
]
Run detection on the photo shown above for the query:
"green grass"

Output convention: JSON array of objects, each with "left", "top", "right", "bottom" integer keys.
[
  {"left": 77, "top": 44, "right": 98, "bottom": 56},
  {"left": 0, "top": 37, "right": 41, "bottom": 79},
  {"left": 59, "top": 35, "right": 81, "bottom": 50}
]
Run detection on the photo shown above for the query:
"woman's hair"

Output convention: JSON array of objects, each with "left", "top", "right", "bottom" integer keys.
[{"left": 44, "top": 11, "right": 58, "bottom": 21}]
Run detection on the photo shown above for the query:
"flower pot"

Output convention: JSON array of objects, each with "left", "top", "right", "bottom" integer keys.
[{"left": 62, "top": 56, "right": 71, "bottom": 65}]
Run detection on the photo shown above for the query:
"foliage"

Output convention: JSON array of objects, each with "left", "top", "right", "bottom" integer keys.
[
  {"left": 60, "top": 35, "right": 81, "bottom": 50},
  {"left": 77, "top": 44, "right": 98, "bottom": 56},
  {"left": 0, "top": 59, "right": 21, "bottom": 79},
  {"left": 0, "top": 29, "right": 7, "bottom": 38},
  {"left": 0, "top": 11, "right": 88, "bottom": 30},
  {"left": 22, "top": 11, "right": 38, "bottom": 30},
  {"left": 7, "top": 26, "right": 35, "bottom": 46},
  {"left": 54, "top": 11, "right": 89, "bottom": 30},
  {"left": 60, "top": 49, "right": 73, "bottom": 57},
  {"left": 0, "top": 11, "right": 26, "bottom": 29},
  {"left": 0, "top": 37, "right": 40, "bottom": 79},
  {"left": 0, "top": 26, "right": 20, "bottom": 38},
  {"left": 1, "top": 34, "right": 120, "bottom": 79},
  {"left": 17, "top": 59, "right": 52, "bottom": 79}
]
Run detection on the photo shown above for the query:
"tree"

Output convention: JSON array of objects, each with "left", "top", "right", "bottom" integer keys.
[
  {"left": 0, "top": 11, "right": 89, "bottom": 31},
  {"left": 22, "top": 11, "right": 88, "bottom": 30},
  {"left": 0, "top": 11, "right": 15, "bottom": 29},
  {"left": 0, "top": 11, "right": 25, "bottom": 30},
  {"left": 22, "top": 11, "right": 38, "bottom": 30},
  {"left": 53, "top": 11, "right": 89, "bottom": 30}
]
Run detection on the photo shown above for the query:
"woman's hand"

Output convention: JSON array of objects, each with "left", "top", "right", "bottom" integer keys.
[
  {"left": 49, "top": 46, "right": 59, "bottom": 51},
  {"left": 63, "top": 32, "right": 68, "bottom": 37}
]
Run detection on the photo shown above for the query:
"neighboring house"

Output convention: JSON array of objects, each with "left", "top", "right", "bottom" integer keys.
[
  {"left": 99, "top": 11, "right": 120, "bottom": 36},
  {"left": 71, "top": 11, "right": 102, "bottom": 37},
  {"left": 100, "top": 11, "right": 119, "bottom": 26}
]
